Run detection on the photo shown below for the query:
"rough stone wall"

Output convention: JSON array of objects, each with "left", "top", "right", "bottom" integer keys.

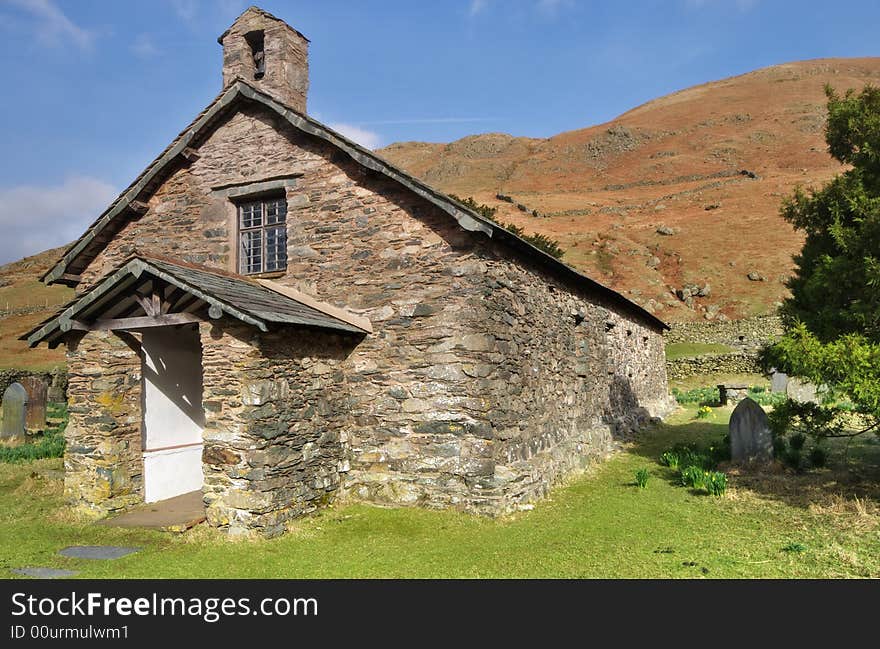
[
  {"left": 200, "top": 321, "right": 357, "bottom": 537},
  {"left": 666, "top": 352, "right": 762, "bottom": 380},
  {"left": 221, "top": 9, "right": 308, "bottom": 113},
  {"left": 64, "top": 331, "right": 143, "bottom": 515},
  {"left": 451, "top": 255, "right": 672, "bottom": 512},
  {"left": 665, "top": 315, "right": 783, "bottom": 351},
  {"left": 71, "top": 101, "right": 671, "bottom": 526}
]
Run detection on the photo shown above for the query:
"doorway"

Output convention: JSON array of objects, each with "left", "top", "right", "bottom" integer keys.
[{"left": 141, "top": 325, "right": 205, "bottom": 503}]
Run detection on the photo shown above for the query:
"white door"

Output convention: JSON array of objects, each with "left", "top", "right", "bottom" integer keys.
[{"left": 141, "top": 325, "right": 205, "bottom": 503}]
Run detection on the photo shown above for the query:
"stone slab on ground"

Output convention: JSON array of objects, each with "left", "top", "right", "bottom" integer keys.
[
  {"left": 11, "top": 567, "right": 79, "bottom": 578},
  {"left": 97, "top": 490, "right": 206, "bottom": 532},
  {"left": 58, "top": 546, "right": 141, "bottom": 560}
]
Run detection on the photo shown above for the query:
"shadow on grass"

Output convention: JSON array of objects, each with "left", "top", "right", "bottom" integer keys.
[{"left": 630, "top": 408, "right": 880, "bottom": 513}]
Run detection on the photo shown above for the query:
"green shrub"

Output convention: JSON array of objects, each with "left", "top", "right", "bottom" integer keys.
[
  {"left": 772, "top": 436, "right": 787, "bottom": 457},
  {"left": 782, "top": 542, "right": 807, "bottom": 553},
  {"left": 0, "top": 430, "right": 66, "bottom": 463},
  {"left": 705, "top": 471, "right": 728, "bottom": 496},
  {"left": 659, "top": 450, "right": 680, "bottom": 469},
  {"left": 747, "top": 386, "right": 788, "bottom": 407},
  {"left": 635, "top": 468, "right": 650, "bottom": 489},
  {"left": 448, "top": 194, "right": 565, "bottom": 259},
  {"left": 789, "top": 433, "right": 807, "bottom": 451},
  {"left": 680, "top": 465, "right": 706, "bottom": 489},
  {"left": 809, "top": 446, "right": 827, "bottom": 468},
  {"left": 672, "top": 386, "right": 720, "bottom": 406}
]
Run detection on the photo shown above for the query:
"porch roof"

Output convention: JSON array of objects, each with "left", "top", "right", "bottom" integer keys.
[{"left": 22, "top": 255, "right": 372, "bottom": 348}]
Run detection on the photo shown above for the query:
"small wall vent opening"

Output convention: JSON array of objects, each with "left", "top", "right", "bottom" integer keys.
[{"left": 245, "top": 30, "right": 265, "bottom": 79}]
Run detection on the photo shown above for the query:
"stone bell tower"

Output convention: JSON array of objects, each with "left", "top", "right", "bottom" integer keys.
[{"left": 218, "top": 6, "right": 309, "bottom": 113}]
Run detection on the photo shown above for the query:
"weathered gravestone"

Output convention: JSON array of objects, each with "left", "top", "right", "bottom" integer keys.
[
  {"left": 47, "top": 368, "right": 65, "bottom": 404},
  {"left": 1, "top": 382, "right": 27, "bottom": 446},
  {"left": 21, "top": 376, "right": 47, "bottom": 431},
  {"left": 786, "top": 377, "right": 818, "bottom": 404},
  {"left": 770, "top": 369, "right": 789, "bottom": 394},
  {"left": 729, "top": 397, "right": 773, "bottom": 464}
]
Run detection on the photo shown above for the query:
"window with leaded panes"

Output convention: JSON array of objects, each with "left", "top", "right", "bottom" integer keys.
[{"left": 238, "top": 196, "right": 288, "bottom": 274}]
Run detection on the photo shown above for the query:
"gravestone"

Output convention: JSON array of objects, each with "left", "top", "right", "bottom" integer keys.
[
  {"left": 770, "top": 369, "right": 788, "bottom": 394},
  {"left": 786, "top": 377, "right": 818, "bottom": 404},
  {"left": 729, "top": 397, "right": 773, "bottom": 464},
  {"left": 48, "top": 368, "right": 65, "bottom": 404},
  {"left": 1, "top": 382, "right": 27, "bottom": 446},
  {"left": 21, "top": 376, "right": 47, "bottom": 431}
]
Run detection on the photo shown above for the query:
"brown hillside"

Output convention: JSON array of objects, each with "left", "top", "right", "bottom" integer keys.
[
  {"left": 380, "top": 57, "right": 880, "bottom": 322},
  {"left": 0, "top": 247, "right": 72, "bottom": 370}
]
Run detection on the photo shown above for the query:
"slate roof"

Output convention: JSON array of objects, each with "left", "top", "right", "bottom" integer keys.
[
  {"left": 41, "top": 79, "right": 668, "bottom": 332},
  {"left": 24, "top": 255, "right": 370, "bottom": 348}
]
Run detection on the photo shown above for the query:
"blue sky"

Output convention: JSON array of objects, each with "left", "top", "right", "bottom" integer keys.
[{"left": 1, "top": 0, "right": 879, "bottom": 264}]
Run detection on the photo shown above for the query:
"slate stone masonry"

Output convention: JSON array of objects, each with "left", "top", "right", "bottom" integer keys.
[
  {"left": 65, "top": 331, "right": 143, "bottom": 516},
  {"left": 64, "top": 100, "right": 674, "bottom": 532}
]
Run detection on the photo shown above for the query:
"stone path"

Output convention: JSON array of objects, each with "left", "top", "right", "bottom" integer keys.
[
  {"left": 12, "top": 567, "right": 79, "bottom": 578},
  {"left": 97, "top": 490, "right": 205, "bottom": 531},
  {"left": 57, "top": 546, "right": 141, "bottom": 560}
]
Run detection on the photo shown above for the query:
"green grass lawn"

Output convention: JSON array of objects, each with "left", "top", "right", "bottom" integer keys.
[
  {"left": 665, "top": 342, "right": 737, "bottom": 360},
  {"left": 2, "top": 405, "right": 878, "bottom": 579}
]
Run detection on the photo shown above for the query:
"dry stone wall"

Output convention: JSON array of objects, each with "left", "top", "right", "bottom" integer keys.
[
  {"left": 665, "top": 315, "right": 783, "bottom": 351},
  {"left": 666, "top": 352, "right": 763, "bottom": 380},
  {"left": 664, "top": 315, "right": 781, "bottom": 379}
]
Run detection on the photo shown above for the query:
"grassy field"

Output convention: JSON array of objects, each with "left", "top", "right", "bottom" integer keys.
[{"left": 2, "top": 404, "right": 878, "bottom": 579}]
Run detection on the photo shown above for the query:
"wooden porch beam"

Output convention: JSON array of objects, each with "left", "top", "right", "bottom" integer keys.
[
  {"left": 70, "top": 312, "right": 203, "bottom": 331},
  {"left": 133, "top": 292, "right": 155, "bottom": 316}
]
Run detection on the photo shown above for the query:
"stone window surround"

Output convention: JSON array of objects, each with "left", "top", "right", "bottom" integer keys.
[{"left": 211, "top": 175, "right": 301, "bottom": 278}]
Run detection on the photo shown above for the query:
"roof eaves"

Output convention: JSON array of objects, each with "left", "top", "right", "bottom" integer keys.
[
  {"left": 42, "top": 78, "right": 666, "bottom": 332},
  {"left": 25, "top": 256, "right": 271, "bottom": 347},
  {"left": 41, "top": 84, "right": 241, "bottom": 285}
]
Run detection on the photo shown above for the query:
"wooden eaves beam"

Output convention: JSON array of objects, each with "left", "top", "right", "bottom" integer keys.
[{"left": 63, "top": 312, "right": 202, "bottom": 332}]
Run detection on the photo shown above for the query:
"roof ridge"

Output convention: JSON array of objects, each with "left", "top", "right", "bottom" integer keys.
[{"left": 41, "top": 80, "right": 668, "bottom": 332}]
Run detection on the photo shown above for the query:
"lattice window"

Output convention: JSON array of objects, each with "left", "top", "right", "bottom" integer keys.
[{"left": 238, "top": 196, "right": 287, "bottom": 274}]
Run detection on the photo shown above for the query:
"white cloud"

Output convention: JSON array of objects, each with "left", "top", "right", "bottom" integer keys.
[
  {"left": 327, "top": 123, "right": 383, "bottom": 150},
  {"left": 169, "top": 0, "right": 199, "bottom": 22},
  {"left": 6, "top": 0, "right": 93, "bottom": 49},
  {"left": 0, "top": 177, "right": 117, "bottom": 265},
  {"left": 469, "top": 0, "right": 490, "bottom": 16},
  {"left": 131, "top": 33, "right": 159, "bottom": 59}
]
